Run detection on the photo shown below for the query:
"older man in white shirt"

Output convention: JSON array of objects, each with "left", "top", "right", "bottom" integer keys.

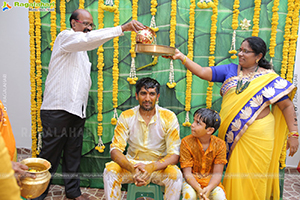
[
  {"left": 103, "top": 77, "right": 183, "bottom": 200},
  {"left": 34, "top": 9, "right": 144, "bottom": 200}
]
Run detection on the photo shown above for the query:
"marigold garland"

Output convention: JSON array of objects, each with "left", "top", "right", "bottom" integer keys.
[
  {"left": 206, "top": 0, "right": 218, "bottom": 109},
  {"left": 280, "top": 0, "right": 294, "bottom": 79},
  {"left": 269, "top": 0, "right": 279, "bottom": 62},
  {"left": 252, "top": 0, "right": 261, "bottom": 37},
  {"left": 60, "top": 0, "right": 66, "bottom": 31},
  {"left": 35, "top": 0, "right": 43, "bottom": 154},
  {"left": 50, "top": 0, "right": 56, "bottom": 50},
  {"left": 229, "top": 0, "right": 239, "bottom": 59},
  {"left": 279, "top": 0, "right": 300, "bottom": 169},
  {"left": 79, "top": 0, "right": 84, "bottom": 9},
  {"left": 95, "top": 0, "right": 105, "bottom": 153},
  {"left": 29, "top": 0, "right": 37, "bottom": 157},
  {"left": 286, "top": 0, "right": 300, "bottom": 82},
  {"left": 111, "top": 0, "right": 120, "bottom": 125},
  {"left": 183, "top": 0, "right": 196, "bottom": 127},
  {"left": 128, "top": 0, "right": 139, "bottom": 84},
  {"left": 167, "top": 0, "right": 177, "bottom": 89}
]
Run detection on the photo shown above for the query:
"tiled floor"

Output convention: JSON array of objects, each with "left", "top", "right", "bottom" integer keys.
[{"left": 18, "top": 148, "right": 300, "bottom": 200}]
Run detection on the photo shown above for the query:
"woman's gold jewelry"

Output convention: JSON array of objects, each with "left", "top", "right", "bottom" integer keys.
[
  {"left": 182, "top": 56, "right": 187, "bottom": 65},
  {"left": 256, "top": 59, "right": 259, "bottom": 64},
  {"left": 235, "top": 65, "right": 259, "bottom": 94},
  {"left": 288, "top": 131, "right": 299, "bottom": 138}
]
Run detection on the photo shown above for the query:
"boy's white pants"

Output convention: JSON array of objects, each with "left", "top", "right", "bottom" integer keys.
[{"left": 182, "top": 180, "right": 227, "bottom": 200}]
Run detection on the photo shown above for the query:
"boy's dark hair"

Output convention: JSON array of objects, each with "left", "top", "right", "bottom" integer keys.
[
  {"left": 194, "top": 108, "right": 221, "bottom": 134},
  {"left": 136, "top": 77, "right": 160, "bottom": 95}
]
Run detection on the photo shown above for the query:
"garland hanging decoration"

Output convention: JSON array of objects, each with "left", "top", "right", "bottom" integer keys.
[
  {"left": 79, "top": 0, "right": 84, "bottom": 9},
  {"left": 50, "top": 0, "right": 57, "bottom": 50},
  {"left": 167, "top": 0, "right": 177, "bottom": 89},
  {"left": 269, "top": 0, "right": 280, "bottom": 65},
  {"left": 183, "top": 0, "right": 196, "bottom": 127},
  {"left": 101, "top": 0, "right": 117, "bottom": 12},
  {"left": 228, "top": 0, "right": 239, "bottom": 60},
  {"left": 127, "top": 0, "right": 139, "bottom": 85},
  {"left": 110, "top": 0, "right": 120, "bottom": 126},
  {"left": 286, "top": 0, "right": 300, "bottom": 82},
  {"left": 279, "top": 0, "right": 299, "bottom": 169},
  {"left": 150, "top": 0, "right": 159, "bottom": 32},
  {"left": 95, "top": 0, "right": 105, "bottom": 153},
  {"left": 29, "top": 0, "right": 37, "bottom": 157},
  {"left": 252, "top": 0, "right": 261, "bottom": 36},
  {"left": 280, "top": 0, "right": 294, "bottom": 79},
  {"left": 206, "top": 0, "right": 218, "bottom": 109},
  {"left": 197, "top": 0, "right": 214, "bottom": 9},
  {"left": 35, "top": 0, "right": 43, "bottom": 154},
  {"left": 239, "top": 18, "right": 251, "bottom": 30},
  {"left": 60, "top": 0, "right": 66, "bottom": 31}
]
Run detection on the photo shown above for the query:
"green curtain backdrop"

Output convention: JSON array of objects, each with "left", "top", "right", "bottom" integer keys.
[{"left": 38, "top": 0, "right": 296, "bottom": 188}]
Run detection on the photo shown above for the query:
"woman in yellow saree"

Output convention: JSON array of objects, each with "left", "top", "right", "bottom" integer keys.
[{"left": 166, "top": 36, "right": 299, "bottom": 199}]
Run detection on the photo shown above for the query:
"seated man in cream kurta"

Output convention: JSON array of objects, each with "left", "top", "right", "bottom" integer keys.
[{"left": 103, "top": 77, "right": 183, "bottom": 200}]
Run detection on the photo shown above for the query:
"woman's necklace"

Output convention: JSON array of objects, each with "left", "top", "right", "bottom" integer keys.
[{"left": 235, "top": 65, "right": 259, "bottom": 94}]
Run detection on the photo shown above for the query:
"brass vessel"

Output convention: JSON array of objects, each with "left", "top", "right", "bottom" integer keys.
[
  {"left": 20, "top": 158, "right": 51, "bottom": 199},
  {"left": 135, "top": 43, "right": 176, "bottom": 56}
]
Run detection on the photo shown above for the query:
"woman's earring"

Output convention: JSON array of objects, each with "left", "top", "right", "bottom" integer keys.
[{"left": 256, "top": 59, "right": 259, "bottom": 64}]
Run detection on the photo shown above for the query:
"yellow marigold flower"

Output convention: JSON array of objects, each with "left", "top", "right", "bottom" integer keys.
[
  {"left": 183, "top": 122, "right": 191, "bottom": 127},
  {"left": 111, "top": 118, "right": 117, "bottom": 125},
  {"left": 231, "top": 55, "right": 237, "bottom": 59}
]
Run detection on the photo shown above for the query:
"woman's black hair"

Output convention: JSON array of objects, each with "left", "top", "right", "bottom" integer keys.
[
  {"left": 242, "top": 36, "right": 272, "bottom": 69},
  {"left": 193, "top": 108, "right": 221, "bottom": 134}
]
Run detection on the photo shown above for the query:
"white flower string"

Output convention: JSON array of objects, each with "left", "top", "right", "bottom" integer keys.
[
  {"left": 105, "top": 0, "right": 114, "bottom": 6},
  {"left": 167, "top": 60, "right": 176, "bottom": 88},
  {"left": 111, "top": 108, "right": 119, "bottom": 125},
  {"left": 229, "top": 30, "right": 237, "bottom": 59},
  {"left": 127, "top": 58, "right": 138, "bottom": 84}
]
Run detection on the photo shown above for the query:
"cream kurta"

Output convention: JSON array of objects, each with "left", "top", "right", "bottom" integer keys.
[
  {"left": 104, "top": 105, "right": 183, "bottom": 200},
  {"left": 110, "top": 104, "right": 181, "bottom": 161}
]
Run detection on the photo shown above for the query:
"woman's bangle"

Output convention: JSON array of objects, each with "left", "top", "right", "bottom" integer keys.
[
  {"left": 288, "top": 131, "right": 299, "bottom": 138},
  {"left": 182, "top": 56, "right": 187, "bottom": 65}
]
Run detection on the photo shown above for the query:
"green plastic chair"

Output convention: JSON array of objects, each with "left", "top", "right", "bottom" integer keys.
[{"left": 126, "top": 183, "right": 163, "bottom": 200}]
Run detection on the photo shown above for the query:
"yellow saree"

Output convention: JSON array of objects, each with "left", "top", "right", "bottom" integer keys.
[{"left": 218, "top": 70, "right": 296, "bottom": 200}]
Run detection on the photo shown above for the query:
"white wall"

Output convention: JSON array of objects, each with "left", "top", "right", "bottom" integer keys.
[{"left": 0, "top": 2, "right": 31, "bottom": 148}]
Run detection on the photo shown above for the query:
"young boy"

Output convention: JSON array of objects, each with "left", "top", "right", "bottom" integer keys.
[{"left": 180, "top": 108, "right": 227, "bottom": 200}]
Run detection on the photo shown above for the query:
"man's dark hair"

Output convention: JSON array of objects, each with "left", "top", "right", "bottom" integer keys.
[
  {"left": 70, "top": 10, "right": 80, "bottom": 28},
  {"left": 193, "top": 108, "right": 221, "bottom": 134},
  {"left": 136, "top": 77, "right": 160, "bottom": 95}
]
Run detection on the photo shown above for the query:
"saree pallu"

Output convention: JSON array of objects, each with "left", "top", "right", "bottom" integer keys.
[
  {"left": 0, "top": 100, "right": 17, "bottom": 161},
  {"left": 218, "top": 70, "right": 296, "bottom": 200}
]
